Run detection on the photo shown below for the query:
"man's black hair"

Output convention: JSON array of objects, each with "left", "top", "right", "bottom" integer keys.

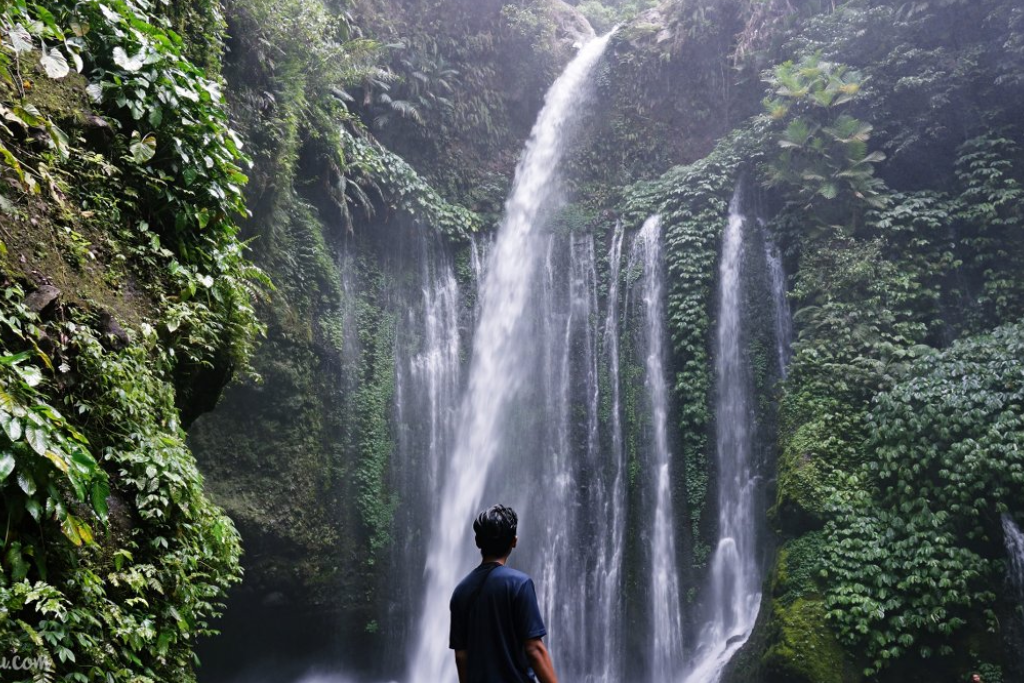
[{"left": 474, "top": 505, "right": 518, "bottom": 558}]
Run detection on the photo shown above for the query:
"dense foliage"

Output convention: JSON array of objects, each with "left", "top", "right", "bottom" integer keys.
[
  {"left": 823, "top": 322, "right": 1024, "bottom": 675},
  {"left": 0, "top": 0, "right": 257, "bottom": 679},
  {"left": 749, "top": 1, "right": 1024, "bottom": 678}
]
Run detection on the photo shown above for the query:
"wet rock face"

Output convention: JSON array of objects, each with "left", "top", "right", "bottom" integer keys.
[
  {"left": 25, "top": 285, "right": 61, "bottom": 313},
  {"left": 100, "top": 311, "right": 130, "bottom": 350},
  {"left": 549, "top": 0, "right": 596, "bottom": 44}
]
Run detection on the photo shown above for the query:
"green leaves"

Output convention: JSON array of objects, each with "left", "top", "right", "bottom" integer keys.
[
  {"left": 0, "top": 451, "right": 14, "bottom": 481},
  {"left": 779, "top": 119, "right": 814, "bottom": 149},
  {"left": 129, "top": 131, "right": 156, "bottom": 163},
  {"left": 763, "top": 54, "right": 887, "bottom": 224},
  {"left": 8, "top": 22, "right": 33, "bottom": 54},
  {"left": 0, "top": 1, "right": 247, "bottom": 679},
  {"left": 111, "top": 45, "right": 144, "bottom": 71},
  {"left": 0, "top": 350, "right": 108, "bottom": 546},
  {"left": 1, "top": 407, "right": 23, "bottom": 441},
  {"left": 816, "top": 322, "right": 1024, "bottom": 674},
  {"left": 39, "top": 42, "right": 69, "bottom": 78}
]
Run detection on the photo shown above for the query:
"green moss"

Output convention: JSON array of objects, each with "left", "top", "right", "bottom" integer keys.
[
  {"left": 764, "top": 596, "right": 852, "bottom": 683},
  {"left": 774, "top": 418, "right": 841, "bottom": 527},
  {"left": 355, "top": 296, "right": 398, "bottom": 559},
  {"left": 20, "top": 66, "right": 90, "bottom": 125}
]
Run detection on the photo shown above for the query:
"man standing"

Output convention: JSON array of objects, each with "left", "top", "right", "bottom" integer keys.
[{"left": 449, "top": 505, "right": 559, "bottom": 683}]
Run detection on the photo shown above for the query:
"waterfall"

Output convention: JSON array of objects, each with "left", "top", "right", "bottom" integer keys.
[
  {"left": 388, "top": 237, "right": 464, "bottom": 661},
  {"left": 684, "top": 188, "right": 762, "bottom": 683},
  {"left": 763, "top": 232, "right": 792, "bottom": 379},
  {"left": 534, "top": 231, "right": 623, "bottom": 682},
  {"left": 1005, "top": 513, "right": 1024, "bottom": 670},
  {"left": 1006, "top": 514, "right": 1024, "bottom": 601},
  {"left": 629, "top": 215, "right": 685, "bottom": 681},
  {"left": 595, "top": 221, "right": 627, "bottom": 682},
  {"left": 407, "top": 32, "right": 614, "bottom": 683},
  {"left": 409, "top": 245, "right": 462, "bottom": 494}
]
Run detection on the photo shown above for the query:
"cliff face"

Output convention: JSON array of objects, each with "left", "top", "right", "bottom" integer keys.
[
  {"left": 186, "top": 0, "right": 596, "bottom": 664},
  {"left": 4, "top": 0, "right": 1024, "bottom": 681},
  {"left": 0, "top": 1, "right": 256, "bottom": 680},
  {"left": 189, "top": 1, "right": 1024, "bottom": 680}
]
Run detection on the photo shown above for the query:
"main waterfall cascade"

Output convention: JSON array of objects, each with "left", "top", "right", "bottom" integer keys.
[
  {"left": 358, "top": 34, "right": 789, "bottom": 683},
  {"left": 683, "top": 189, "right": 763, "bottom": 683},
  {"left": 407, "top": 31, "right": 615, "bottom": 683},
  {"left": 377, "top": 183, "right": 794, "bottom": 683}
]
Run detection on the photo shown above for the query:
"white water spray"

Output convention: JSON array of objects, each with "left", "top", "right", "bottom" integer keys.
[
  {"left": 407, "top": 32, "right": 614, "bottom": 683},
  {"left": 594, "top": 221, "right": 627, "bottom": 682}
]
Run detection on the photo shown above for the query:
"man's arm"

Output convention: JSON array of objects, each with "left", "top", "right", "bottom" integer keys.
[
  {"left": 524, "top": 638, "right": 558, "bottom": 683},
  {"left": 454, "top": 649, "right": 469, "bottom": 683}
]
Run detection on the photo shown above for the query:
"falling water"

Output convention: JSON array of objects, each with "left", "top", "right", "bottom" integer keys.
[
  {"left": 1006, "top": 514, "right": 1024, "bottom": 601},
  {"left": 407, "top": 32, "right": 614, "bottom": 683},
  {"left": 629, "top": 215, "right": 685, "bottom": 680},
  {"left": 603, "top": 222, "right": 626, "bottom": 497},
  {"left": 409, "top": 245, "right": 462, "bottom": 493},
  {"left": 595, "top": 220, "right": 627, "bottom": 682},
  {"left": 1004, "top": 513, "right": 1024, "bottom": 670},
  {"left": 763, "top": 234, "right": 792, "bottom": 379},
  {"left": 684, "top": 188, "right": 762, "bottom": 683},
  {"left": 532, "top": 231, "right": 625, "bottom": 682},
  {"left": 388, "top": 237, "right": 464, "bottom": 661}
]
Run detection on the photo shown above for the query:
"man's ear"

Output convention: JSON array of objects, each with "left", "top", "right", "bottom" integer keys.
[{"left": 512, "top": 536, "right": 518, "bottom": 548}]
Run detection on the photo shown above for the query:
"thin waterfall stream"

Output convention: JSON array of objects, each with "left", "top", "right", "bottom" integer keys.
[
  {"left": 628, "top": 215, "right": 685, "bottom": 679},
  {"left": 1004, "top": 514, "right": 1024, "bottom": 671},
  {"left": 389, "top": 236, "right": 466, "bottom": 656},
  {"left": 763, "top": 229, "right": 792, "bottom": 379},
  {"left": 684, "top": 187, "right": 762, "bottom": 683},
  {"left": 596, "top": 220, "right": 628, "bottom": 683}
]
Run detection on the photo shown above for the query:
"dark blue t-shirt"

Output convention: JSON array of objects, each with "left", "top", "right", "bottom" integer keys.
[{"left": 449, "top": 563, "right": 547, "bottom": 683}]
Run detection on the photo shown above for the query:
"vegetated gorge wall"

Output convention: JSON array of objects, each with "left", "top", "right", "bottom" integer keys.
[
  {"left": 192, "top": 2, "right": 1024, "bottom": 682},
  {"left": 2, "top": 0, "right": 1024, "bottom": 682}
]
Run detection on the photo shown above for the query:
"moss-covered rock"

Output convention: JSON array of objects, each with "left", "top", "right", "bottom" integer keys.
[
  {"left": 763, "top": 596, "right": 854, "bottom": 683},
  {"left": 773, "top": 415, "right": 846, "bottom": 533}
]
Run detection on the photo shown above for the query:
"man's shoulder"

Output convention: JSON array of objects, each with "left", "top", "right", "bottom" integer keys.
[
  {"left": 494, "top": 565, "right": 532, "bottom": 583},
  {"left": 451, "top": 564, "right": 533, "bottom": 599},
  {"left": 492, "top": 565, "right": 536, "bottom": 593}
]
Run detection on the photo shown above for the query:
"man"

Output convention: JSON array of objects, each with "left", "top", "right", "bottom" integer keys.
[{"left": 449, "top": 505, "right": 559, "bottom": 683}]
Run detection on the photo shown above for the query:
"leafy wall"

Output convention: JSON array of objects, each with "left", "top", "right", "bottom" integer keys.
[{"left": 0, "top": 0, "right": 261, "bottom": 678}]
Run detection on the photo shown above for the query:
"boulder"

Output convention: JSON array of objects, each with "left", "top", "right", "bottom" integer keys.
[{"left": 25, "top": 285, "right": 60, "bottom": 313}]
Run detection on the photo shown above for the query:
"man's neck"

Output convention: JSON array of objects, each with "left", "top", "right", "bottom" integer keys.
[{"left": 481, "top": 555, "right": 508, "bottom": 566}]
